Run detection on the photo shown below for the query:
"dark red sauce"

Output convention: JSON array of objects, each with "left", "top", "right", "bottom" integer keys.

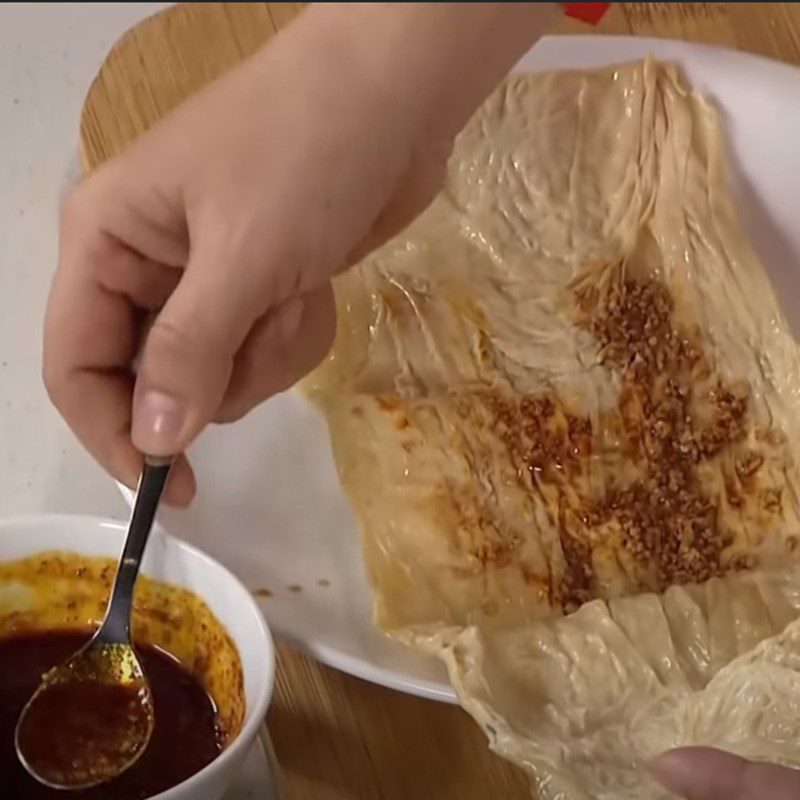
[
  {"left": 17, "top": 678, "right": 153, "bottom": 788},
  {"left": 1, "top": 631, "right": 222, "bottom": 799}
]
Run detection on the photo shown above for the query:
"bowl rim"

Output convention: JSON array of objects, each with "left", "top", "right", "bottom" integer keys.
[{"left": 0, "top": 512, "right": 276, "bottom": 800}]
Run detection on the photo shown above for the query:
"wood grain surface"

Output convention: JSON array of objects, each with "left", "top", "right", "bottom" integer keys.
[{"left": 78, "top": 4, "right": 800, "bottom": 798}]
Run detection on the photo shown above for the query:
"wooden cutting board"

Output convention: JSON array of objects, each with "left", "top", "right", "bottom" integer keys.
[{"left": 78, "top": 4, "right": 800, "bottom": 798}]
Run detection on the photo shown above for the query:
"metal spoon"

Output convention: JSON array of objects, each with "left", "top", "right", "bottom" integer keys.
[{"left": 15, "top": 456, "right": 173, "bottom": 790}]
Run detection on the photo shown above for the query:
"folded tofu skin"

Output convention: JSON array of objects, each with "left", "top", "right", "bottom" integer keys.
[{"left": 302, "top": 58, "right": 800, "bottom": 799}]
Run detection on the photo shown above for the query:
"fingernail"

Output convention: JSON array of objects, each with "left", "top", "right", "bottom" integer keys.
[
  {"left": 650, "top": 751, "right": 694, "bottom": 795},
  {"left": 132, "top": 390, "right": 186, "bottom": 455}
]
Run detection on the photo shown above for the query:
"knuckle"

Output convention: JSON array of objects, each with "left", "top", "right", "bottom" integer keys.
[
  {"left": 142, "top": 315, "right": 229, "bottom": 382},
  {"left": 146, "top": 317, "right": 198, "bottom": 357}
]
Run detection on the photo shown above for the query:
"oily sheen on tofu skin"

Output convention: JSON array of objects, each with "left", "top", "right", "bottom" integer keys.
[{"left": 303, "top": 58, "right": 800, "bottom": 799}]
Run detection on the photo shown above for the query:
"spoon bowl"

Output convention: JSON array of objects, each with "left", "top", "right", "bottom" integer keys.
[
  {"left": 14, "top": 639, "right": 154, "bottom": 789},
  {"left": 15, "top": 457, "right": 172, "bottom": 789}
]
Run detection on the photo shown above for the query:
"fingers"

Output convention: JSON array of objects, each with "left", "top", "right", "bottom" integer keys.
[
  {"left": 652, "top": 747, "right": 800, "bottom": 800},
  {"left": 44, "top": 262, "right": 196, "bottom": 506},
  {"left": 130, "top": 236, "right": 272, "bottom": 455},
  {"left": 43, "top": 225, "right": 146, "bottom": 484},
  {"left": 215, "top": 283, "right": 336, "bottom": 423},
  {"left": 50, "top": 174, "right": 330, "bottom": 491},
  {"left": 45, "top": 184, "right": 196, "bottom": 505}
]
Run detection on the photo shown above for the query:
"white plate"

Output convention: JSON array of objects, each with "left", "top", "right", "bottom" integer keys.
[{"left": 119, "top": 35, "right": 800, "bottom": 703}]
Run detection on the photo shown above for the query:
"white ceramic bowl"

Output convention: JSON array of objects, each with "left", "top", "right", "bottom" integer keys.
[{"left": 0, "top": 514, "right": 275, "bottom": 800}]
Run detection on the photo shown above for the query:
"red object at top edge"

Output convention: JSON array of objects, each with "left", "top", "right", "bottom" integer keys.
[{"left": 562, "top": 2, "right": 611, "bottom": 25}]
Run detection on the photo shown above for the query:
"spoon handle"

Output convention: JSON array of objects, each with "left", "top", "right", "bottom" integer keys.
[{"left": 97, "top": 456, "right": 173, "bottom": 644}]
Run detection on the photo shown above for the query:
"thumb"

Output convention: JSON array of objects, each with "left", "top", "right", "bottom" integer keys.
[
  {"left": 652, "top": 747, "right": 800, "bottom": 800},
  {"left": 131, "top": 249, "right": 263, "bottom": 455}
]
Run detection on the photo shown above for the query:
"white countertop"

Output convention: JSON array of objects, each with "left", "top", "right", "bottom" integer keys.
[{"left": 0, "top": 3, "right": 169, "bottom": 519}]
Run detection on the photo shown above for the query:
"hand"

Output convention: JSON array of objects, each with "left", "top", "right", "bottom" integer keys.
[
  {"left": 44, "top": 3, "right": 558, "bottom": 505},
  {"left": 653, "top": 747, "right": 800, "bottom": 800}
]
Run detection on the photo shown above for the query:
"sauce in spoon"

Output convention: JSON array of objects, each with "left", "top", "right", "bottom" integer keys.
[
  {"left": 1, "top": 629, "right": 222, "bottom": 800},
  {"left": 15, "top": 643, "right": 153, "bottom": 788}
]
